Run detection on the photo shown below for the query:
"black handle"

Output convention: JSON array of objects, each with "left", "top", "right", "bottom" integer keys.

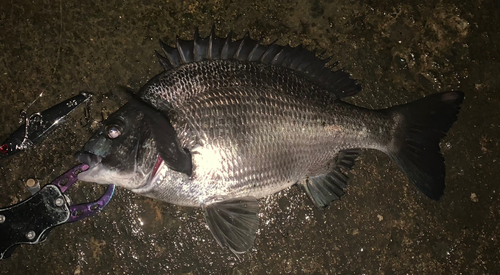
[{"left": 0, "top": 185, "right": 70, "bottom": 259}]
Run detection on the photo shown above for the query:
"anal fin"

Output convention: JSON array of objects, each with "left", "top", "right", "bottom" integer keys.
[
  {"left": 301, "top": 149, "right": 360, "bottom": 208},
  {"left": 203, "top": 197, "right": 259, "bottom": 255}
]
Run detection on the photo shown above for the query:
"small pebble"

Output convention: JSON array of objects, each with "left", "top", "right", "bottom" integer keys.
[{"left": 470, "top": 193, "right": 478, "bottom": 202}]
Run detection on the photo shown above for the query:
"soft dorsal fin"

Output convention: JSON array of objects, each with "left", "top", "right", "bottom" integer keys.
[{"left": 156, "top": 27, "right": 361, "bottom": 99}]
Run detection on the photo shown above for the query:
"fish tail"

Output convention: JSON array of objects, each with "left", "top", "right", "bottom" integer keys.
[{"left": 384, "top": 91, "right": 464, "bottom": 200}]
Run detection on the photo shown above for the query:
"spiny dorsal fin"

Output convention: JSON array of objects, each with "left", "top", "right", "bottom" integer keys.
[
  {"left": 194, "top": 28, "right": 210, "bottom": 61},
  {"left": 157, "top": 28, "right": 361, "bottom": 99},
  {"left": 176, "top": 36, "right": 194, "bottom": 63},
  {"left": 208, "top": 26, "right": 224, "bottom": 59}
]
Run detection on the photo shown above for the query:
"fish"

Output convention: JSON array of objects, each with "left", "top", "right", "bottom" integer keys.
[{"left": 75, "top": 28, "right": 464, "bottom": 255}]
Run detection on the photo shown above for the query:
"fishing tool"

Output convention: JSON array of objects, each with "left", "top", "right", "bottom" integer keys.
[{"left": 0, "top": 164, "right": 115, "bottom": 259}]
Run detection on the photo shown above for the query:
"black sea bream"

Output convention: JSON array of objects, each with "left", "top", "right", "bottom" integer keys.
[{"left": 76, "top": 29, "right": 464, "bottom": 254}]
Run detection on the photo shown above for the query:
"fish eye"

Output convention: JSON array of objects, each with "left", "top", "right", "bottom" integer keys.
[{"left": 105, "top": 125, "right": 122, "bottom": 139}]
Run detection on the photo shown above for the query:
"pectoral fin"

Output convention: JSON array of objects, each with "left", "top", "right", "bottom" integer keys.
[
  {"left": 203, "top": 198, "right": 259, "bottom": 255},
  {"left": 127, "top": 95, "right": 192, "bottom": 176}
]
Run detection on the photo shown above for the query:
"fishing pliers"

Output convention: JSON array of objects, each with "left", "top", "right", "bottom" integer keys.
[{"left": 0, "top": 164, "right": 115, "bottom": 259}]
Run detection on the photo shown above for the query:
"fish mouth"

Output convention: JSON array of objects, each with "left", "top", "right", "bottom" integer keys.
[{"left": 75, "top": 151, "right": 105, "bottom": 182}]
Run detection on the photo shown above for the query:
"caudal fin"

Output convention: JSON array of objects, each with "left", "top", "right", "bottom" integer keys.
[{"left": 385, "top": 91, "right": 464, "bottom": 200}]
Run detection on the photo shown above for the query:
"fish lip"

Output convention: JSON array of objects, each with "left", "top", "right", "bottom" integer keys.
[
  {"left": 75, "top": 151, "right": 102, "bottom": 167},
  {"left": 75, "top": 151, "right": 106, "bottom": 183}
]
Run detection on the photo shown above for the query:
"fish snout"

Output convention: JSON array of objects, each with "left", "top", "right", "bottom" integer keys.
[{"left": 75, "top": 151, "right": 102, "bottom": 166}]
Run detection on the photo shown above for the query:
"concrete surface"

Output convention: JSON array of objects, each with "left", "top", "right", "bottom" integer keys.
[{"left": 0, "top": 0, "right": 498, "bottom": 274}]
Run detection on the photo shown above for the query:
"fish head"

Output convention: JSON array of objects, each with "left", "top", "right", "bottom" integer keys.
[{"left": 75, "top": 102, "right": 157, "bottom": 189}]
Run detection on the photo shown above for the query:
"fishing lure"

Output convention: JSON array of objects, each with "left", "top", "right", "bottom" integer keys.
[{"left": 0, "top": 92, "right": 92, "bottom": 158}]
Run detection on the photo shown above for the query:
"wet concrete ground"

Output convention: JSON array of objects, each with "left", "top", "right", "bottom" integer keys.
[{"left": 0, "top": 0, "right": 499, "bottom": 274}]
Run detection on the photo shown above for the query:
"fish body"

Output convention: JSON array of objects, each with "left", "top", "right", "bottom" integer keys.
[
  {"left": 76, "top": 29, "right": 464, "bottom": 254},
  {"left": 133, "top": 60, "right": 392, "bottom": 206}
]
